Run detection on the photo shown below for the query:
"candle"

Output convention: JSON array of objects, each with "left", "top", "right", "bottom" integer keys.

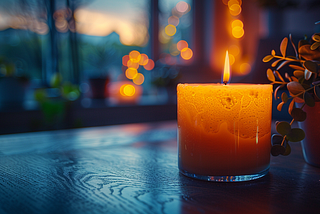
[{"left": 177, "top": 51, "right": 273, "bottom": 182}]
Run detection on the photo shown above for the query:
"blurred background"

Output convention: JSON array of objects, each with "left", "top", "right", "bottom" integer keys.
[{"left": 0, "top": 0, "right": 319, "bottom": 134}]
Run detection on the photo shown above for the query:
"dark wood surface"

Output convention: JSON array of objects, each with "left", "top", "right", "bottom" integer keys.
[{"left": 0, "top": 121, "right": 319, "bottom": 214}]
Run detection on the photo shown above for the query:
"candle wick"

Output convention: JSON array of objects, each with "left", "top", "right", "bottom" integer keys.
[{"left": 223, "top": 81, "right": 227, "bottom": 85}]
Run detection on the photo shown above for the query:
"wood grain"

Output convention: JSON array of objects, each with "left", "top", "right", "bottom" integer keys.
[{"left": 0, "top": 121, "right": 320, "bottom": 214}]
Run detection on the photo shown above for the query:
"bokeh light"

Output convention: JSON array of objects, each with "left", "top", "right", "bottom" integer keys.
[
  {"left": 232, "top": 26, "right": 244, "bottom": 38},
  {"left": 129, "top": 50, "right": 141, "bottom": 63},
  {"left": 133, "top": 73, "right": 144, "bottom": 85},
  {"left": 125, "top": 68, "right": 138, "bottom": 79},
  {"left": 139, "top": 54, "right": 149, "bottom": 65},
  {"left": 177, "top": 40, "right": 188, "bottom": 51},
  {"left": 229, "top": 45, "right": 240, "bottom": 56},
  {"left": 122, "top": 55, "right": 130, "bottom": 66},
  {"left": 228, "top": 0, "right": 242, "bottom": 7},
  {"left": 181, "top": 48, "right": 193, "bottom": 60},
  {"left": 144, "top": 59, "right": 155, "bottom": 70},
  {"left": 240, "top": 63, "right": 251, "bottom": 74},
  {"left": 229, "top": 4, "right": 241, "bottom": 16},
  {"left": 228, "top": 53, "right": 235, "bottom": 65},
  {"left": 176, "top": 1, "right": 189, "bottom": 13},
  {"left": 121, "top": 84, "right": 136, "bottom": 97},
  {"left": 127, "top": 59, "right": 140, "bottom": 69},
  {"left": 231, "top": 19, "right": 243, "bottom": 29},
  {"left": 165, "top": 24, "right": 176, "bottom": 36},
  {"left": 168, "top": 16, "right": 179, "bottom": 26}
]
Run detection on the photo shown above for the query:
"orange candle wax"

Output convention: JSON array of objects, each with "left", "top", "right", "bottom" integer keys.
[{"left": 177, "top": 83, "right": 273, "bottom": 181}]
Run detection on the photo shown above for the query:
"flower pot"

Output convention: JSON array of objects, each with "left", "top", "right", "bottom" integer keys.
[{"left": 298, "top": 102, "right": 320, "bottom": 167}]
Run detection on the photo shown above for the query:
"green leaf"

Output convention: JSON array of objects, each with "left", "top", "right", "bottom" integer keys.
[
  {"left": 34, "top": 89, "right": 47, "bottom": 102},
  {"left": 263, "top": 55, "right": 274, "bottom": 62},
  {"left": 276, "top": 121, "right": 291, "bottom": 136},
  {"left": 303, "top": 61, "right": 318, "bottom": 73},
  {"left": 303, "top": 92, "right": 315, "bottom": 107},
  {"left": 281, "top": 92, "right": 288, "bottom": 103},
  {"left": 287, "top": 81, "right": 305, "bottom": 96},
  {"left": 50, "top": 73, "right": 62, "bottom": 88},
  {"left": 311, "top": 42, "right": 320, "bottom": 50},
  {"left": 280, "top": 37, "right": 288, "bottom": 57},
  {"left": 283, "top": 141, "right": 291, "bottom": 156},
  {"left": 286, "top": 128, "right": 305, "bottom": 142},
  {"left": 314, "top": 86, "right": 320, "bottom": 99},
  {"left": 267, "top": 68, "right": 275, "bottom": 82},
  {"left": 293, "top": 70, "right": 304, "bottom": 79},
  {"left": 290, "top": 108, "right": 307, "bottom": 121}
]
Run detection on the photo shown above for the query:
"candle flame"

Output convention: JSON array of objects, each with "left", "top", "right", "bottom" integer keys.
[{"left": 223, "top": 50, "right": 230, "bottom": 84}]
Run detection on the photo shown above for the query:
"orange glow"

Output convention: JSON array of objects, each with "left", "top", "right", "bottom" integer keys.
[
  {"left": 229, "top": 4, "right": 241, "bottom": 16},
  {"left": 222, "top": 0, "right": 229, "bottom": 5},
  {"left": 231, "top": 19, "right": 243, "bottom": 28},
  {"left": 122, "top": 55, "right": 129, "bottom": 66},
  {"left": 177, "top": 40, "right": 188, "bottom": 51},
  {"left": 125, "top": 68, "right": 138, "bottom": 79},
  {"left": 176, "top": 1, "right": 189, "bottom": 13},
  {"left": 165, "top": 24, "right": 176, "bottom": 36},
  {"left": 240, "top": 63, "right": 251, "bottom": 74},
  {"left": 144, "top": 59, "right": 155, "bottom": 70},
  {"left": 168, "top": 16, "right": 179, "bottom": 26},
  {"left": 121, "top": 84, "right": 136, "bottom": 97},
  {"left": 129, "top": 50, "right": 141, "bottom": 63},
  {"left": 232, "top": 26, "right": 244, "bottom": 38},
  {"left": 127, "top": 59, "right": 140, "bottom": 69},
  {"left": 133, "top": 73, "right": 145, "bottom": 85},
  {"left": 223, "top": 50, "right": 230, "bottom": 83},
  {"left": 229, "top": 53, "right": 235, "bottom": 65},
  {"left": 228, "top": 0, "right": 242, "bottom": 7},
  {"left": 139, "top": 54, "right": 149, "bottom": 65},
  {"left": 229, "top": 45, "right": 240, "bottom": 56},
  {"left": 181, "top": 48, "right": 193, "bottom": 60}
]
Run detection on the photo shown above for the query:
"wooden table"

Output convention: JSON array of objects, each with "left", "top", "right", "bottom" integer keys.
[{"left": 0, "top": 121, "right": 319, "bottom": 214}]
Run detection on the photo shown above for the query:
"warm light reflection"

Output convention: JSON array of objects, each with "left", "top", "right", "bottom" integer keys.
[
  {"left": 144, "top": 59, "right": 155, "bottom": 70},
  {"left": 127, "top": 59, "right": 139, "bottom": 69},
  {"left": 122, "top": 55, "right": 130, "bottom": 66},
  {"left": 181, "top": 48, "right": 193, "bottom": 60},
  {"left": 228, "top": 0, "right": 242, "bottom": 7},
  {"left": 229, "top": 45, "right": 240, "bottom": 56},
  {"left": 122, "top": 84, "right": 136, "bottom": 96},
  {"left": 125, "top": 68, "right": 138, "bottom": 79},
  {"left": 229, "top": 4, "right": 241, "bottom": 16},
  {"left": 223, "top": 50, "right": 230, "bottom": 83},
  {"left": 165, "top": 24, "right": 176, "bottom": 36},
  {"left": 177, "top": 40, "right": 188, "bottom": 51},
  {"left": 139, "top": 54, "right": 149, "bottom": 65},
  {"left": 232, "top": 26, "right": 244, "bottom": 38},
  {"left": 133, "top": 73, "right": 144, "bottom": 85},
  {"left": 229, "top": 53, "right": 235, "bottom": 65},
  {"left": 231, "top": 19, "right": 243, "bottom": 28},
  {"left": 240, "top": 63, "right": 251, "bottom": 74},
  {"left": 129, "top": 50, "right": 141, "bottom": 63}
]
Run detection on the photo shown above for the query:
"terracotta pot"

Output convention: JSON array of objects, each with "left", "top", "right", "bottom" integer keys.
[{"left": 298, "top": 102, "right": 320, "bottom": 167}]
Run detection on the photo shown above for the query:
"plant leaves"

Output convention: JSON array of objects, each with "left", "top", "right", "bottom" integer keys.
[
  {"left": 277, "top": 102, "right": 284, "bottom": 111},
  {"left": 303, "top": 61, "right": 318, "bottom": 73},
  {"left": 291, "top": 76, "right": 299, "bottom": 82},
  {"left": 303, "top": 91, "right": 315, "bottom": 107},
  {"left": 289, "top": 64, "right": 304, "bottom": 70},
  {"left": 271, "top": 59, "right": 283, "bottom": 67},
  {"left": 288, "top": 99, "right": 295, "bottom": 114},
  {"left": 271, "top": 50, "right": 276, "bottom": 56},
  {"left": 290, "top": 108, "right": 307, "bottom": 121},
  {"left": 312, "top": 33, "right": 320, "bottom": 42},
  {"left": 274, "top": 84, "right": 284, "bottom": 100},
  {"left": 285, "top": 73, "right": 292, "bottom": 81},
  {"left": 304, "top": 69, "right": 312, "bottom": 80},
  {"left": 287, "top": 81, "right": 305, "bottom": 96},
  {"left": 283, "top": 141, "right": 291, "bottom": 156},
  {"left": 299, "top": 44, "right": 320, "bottom": 61},
  {"left": 266, "top": 68, "right": 275, "bottom": 82},
  {"left": 274, "top": 70, "right": 285, "bottom": 82},
  {"left": 286, "top": 128, "right": 305, "bottom": 142},
  {"left": 289, "top": 34, "right": 298, "bottom": 58},
  {"left": 263, "top": 55, "right": 274, "bottom": 62},
  {"left": 293, "top": 70, "right": 304, "bottom": 79},
  {"left": 276, "top": 60, "right": 290, "bottom": 70},
  {"left": 298, "top": 40, "right": 309, "bottom": 49},
  {"left": 280, "top": 37, "right": 288, "bottom": 57},
  {"left": 311, "top": 42, "right": 320, "bottom": 50},
  {"left": 271, "top": 145, "right": 286, "bottom": 156},
  {"left": 314, "top": 86, "right": 320, "bottom": 99},
  {"left": 281, "top": 92, "right": 288, "bottom": 103},
  {"left": 276, "top": 121, "right": 291, "bottom": 136}
]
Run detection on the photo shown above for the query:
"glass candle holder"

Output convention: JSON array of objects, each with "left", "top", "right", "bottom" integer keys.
[{"left": 177, "top": 83, "right": 273, "bottom": 182}]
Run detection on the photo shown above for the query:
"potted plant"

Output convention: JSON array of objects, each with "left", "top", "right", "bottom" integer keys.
[{"left": 263, "top": 21, "right": 320, "bottom": 167}]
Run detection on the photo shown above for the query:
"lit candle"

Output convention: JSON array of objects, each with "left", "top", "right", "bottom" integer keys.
[{"left": 177, "top": 51, "right": 273, "bottom": 182}]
